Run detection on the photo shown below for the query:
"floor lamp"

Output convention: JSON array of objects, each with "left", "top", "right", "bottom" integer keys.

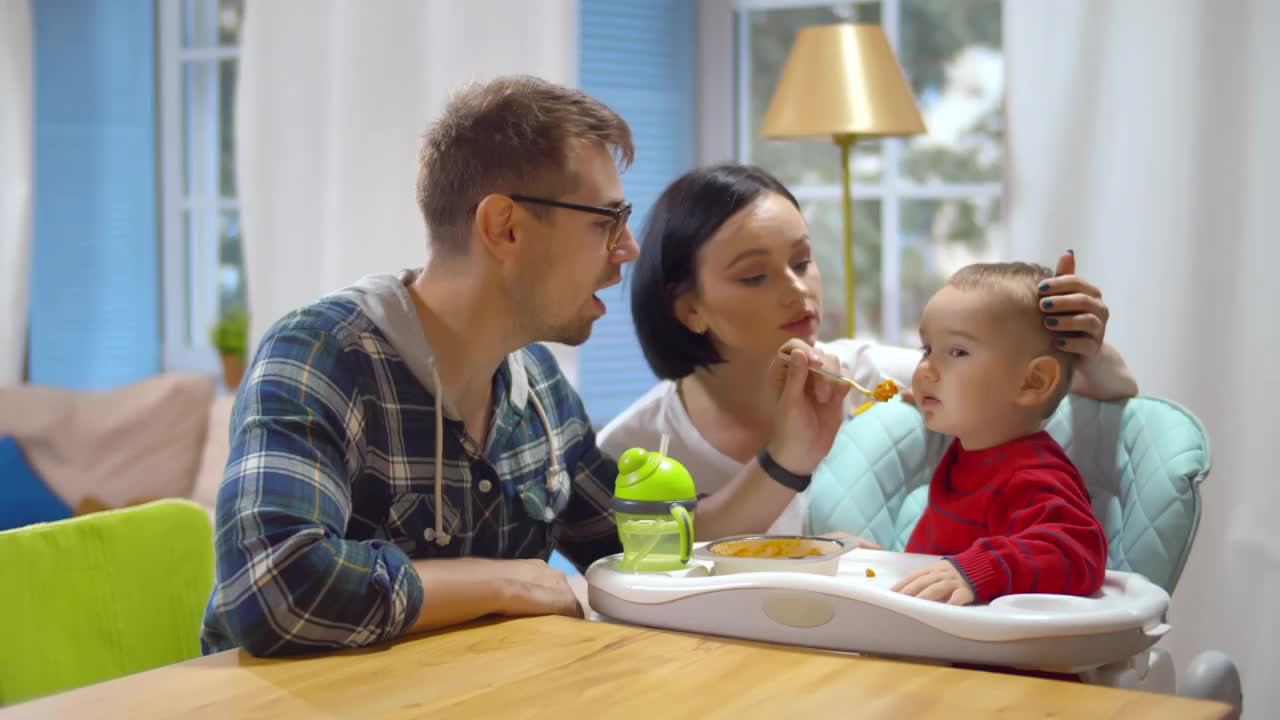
[{"left": 761, "top": 23, "right": 926, "bottom": 338}]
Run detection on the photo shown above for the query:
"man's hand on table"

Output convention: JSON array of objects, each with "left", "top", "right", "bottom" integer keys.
[
  {"left": 499, "top": 559, "right": 585, "bottom": 619},
  {"left": 408, "top": 557, "right": 583, "bottom": 635}
]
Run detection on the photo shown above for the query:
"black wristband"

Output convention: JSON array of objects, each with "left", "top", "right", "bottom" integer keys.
[{"left": 756, "top": 446, "right": 812, "bottom": 492}]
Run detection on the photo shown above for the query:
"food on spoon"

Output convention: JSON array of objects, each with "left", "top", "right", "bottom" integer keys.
[{"left": 871, "top": 379, "right": 899, "bottom": 402}]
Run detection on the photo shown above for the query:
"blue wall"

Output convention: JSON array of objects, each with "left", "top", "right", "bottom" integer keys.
[
  {"left": 578, "top": 0, "right": 697, "bottom": 424},
  {"left": 29, "top": 0, "right": 159, "bottom": 389}
]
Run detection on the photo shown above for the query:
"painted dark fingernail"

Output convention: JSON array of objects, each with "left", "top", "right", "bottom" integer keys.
[
  {"left": 1067, "top": 249, "right": 1075, "bottom": 255},
  {"left": 1046, "top": 318, "right": 1059, "bottom": 327},
  {"left": 1056, "top": 339, "right": 1067, "bottom": 347},
  {"left": 1042, "top": 299, "right": 1054, "bottom": 309},
  {"left": 1038, "top": 283, "right": 1050, "bottom": 292}
]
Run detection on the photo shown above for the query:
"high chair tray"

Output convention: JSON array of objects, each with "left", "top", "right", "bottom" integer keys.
[{"left": 585, "top": 547, "right": 1171, "bottom": 672}]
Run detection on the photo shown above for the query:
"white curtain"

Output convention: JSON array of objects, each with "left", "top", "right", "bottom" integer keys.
[
  {"left": 237, "top": 0, "right": 579, "bottom": 377},
  {"left": 1005, "top": 1, "right": 1280, "bottom": 714},
  {"left": 0, "top": 0, "right": 33, "bottom": 384}
]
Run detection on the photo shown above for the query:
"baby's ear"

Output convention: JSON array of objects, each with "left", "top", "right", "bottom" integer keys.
[{"left": 1016, "top": 355, "right": 1062, "bottom": 408}]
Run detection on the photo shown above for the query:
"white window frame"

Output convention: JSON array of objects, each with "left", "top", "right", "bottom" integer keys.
[
  {"left": 731, "top": 0, "right": 1003, "bottom": 346},
  {"left": 157, "top": 0, "right": 241, "bottom": 373}
]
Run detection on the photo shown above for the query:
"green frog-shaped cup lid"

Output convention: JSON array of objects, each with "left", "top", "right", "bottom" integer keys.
[{"left": 615, "top": 447, "right": 695, "bottom": 502}]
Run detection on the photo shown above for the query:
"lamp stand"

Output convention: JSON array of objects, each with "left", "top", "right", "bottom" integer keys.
[{"left": 837, "top": 134, "right": 857, "bottom": 338}]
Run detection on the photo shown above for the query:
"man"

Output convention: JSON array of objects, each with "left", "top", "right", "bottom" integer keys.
[{"left": 202, "top": 76, "right": 848, "bottom": 656}]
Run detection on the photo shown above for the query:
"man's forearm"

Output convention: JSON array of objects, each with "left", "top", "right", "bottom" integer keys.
[
  {"left": 405, "top": 558, "right": 510, "bottom": 634},
  {"left": 405, "top": 556, "right": 583, "bottom": 635},
  {"left": 694, "top": 459, "right": 795, "bottom": 540}
]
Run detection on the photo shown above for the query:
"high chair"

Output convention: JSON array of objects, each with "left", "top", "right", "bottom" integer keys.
[
  {"left": 0, "top": 499, "right": 214, "bottom": 706},
  {"left": 806, "top": 395, "right": 1243, "bottom": 718}
]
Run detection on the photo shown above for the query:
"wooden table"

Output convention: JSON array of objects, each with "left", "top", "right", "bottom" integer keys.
[{"left": 0, "top": 615, "right": 1231, "bottom": 719}]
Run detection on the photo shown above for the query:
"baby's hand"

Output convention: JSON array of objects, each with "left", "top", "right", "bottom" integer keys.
[{"left": 891, "top": 560, "right": 975, "bottom": 605}]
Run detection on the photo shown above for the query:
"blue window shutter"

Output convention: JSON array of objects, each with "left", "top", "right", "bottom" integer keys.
[
  {"left": 578, "top": 0, "right": 695, "bottom": 425},
  {"left": 29, "top": 0, "right": 160, "bottom": 389}
]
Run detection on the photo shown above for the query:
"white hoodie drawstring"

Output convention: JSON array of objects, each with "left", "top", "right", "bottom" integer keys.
[
  {"left": 432, "top": 366, "right": 451, "bottom": 547},
  {"left": 430, "top": 364, "right": 566, "bottom": 547}
]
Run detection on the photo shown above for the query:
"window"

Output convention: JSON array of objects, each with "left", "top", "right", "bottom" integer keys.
[
  {"left": 152, "top": 0, "right": 694, "bottom": 421},
  {"left": 737, "top": 0, "right": 1003, "bottom": 346},
  {"left": 158, "top": 0, "right": 246, "bottom": 371}
]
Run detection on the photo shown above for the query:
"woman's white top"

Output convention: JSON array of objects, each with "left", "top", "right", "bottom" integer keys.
[{"left": 597, "top": 339, "right": 921, "bottom": 534}]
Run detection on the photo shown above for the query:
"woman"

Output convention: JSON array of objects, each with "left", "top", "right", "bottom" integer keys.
[{"left": 599, "top": 164, "right": 1137, "bottom": 534}]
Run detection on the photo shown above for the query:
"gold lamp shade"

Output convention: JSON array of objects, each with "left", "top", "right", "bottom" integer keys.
[
  {"left": 760, "top": 23, "right": 925, "bottom": 338},
  {"left": 762, "top": 23, "right": 925, "bottom": 140}
]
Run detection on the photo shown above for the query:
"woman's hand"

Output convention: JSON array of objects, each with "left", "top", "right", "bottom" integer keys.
[
  {"left": 1040, "top": 251, "right": 1109, "bottom": 356},
  {"left": 1041, "top": 251, "right": 1139, "bottom": 399},
  {"left": 766, "top": 339, "right": 851, "bottom": 476}
]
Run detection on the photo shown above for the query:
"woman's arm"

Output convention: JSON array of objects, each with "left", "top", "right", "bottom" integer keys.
[
  {"left": 694, "top": 340, "right": 850, "bottom": 539},
  {"left": 1069, "top": 342, "right": 1138, "bottom": 399}
]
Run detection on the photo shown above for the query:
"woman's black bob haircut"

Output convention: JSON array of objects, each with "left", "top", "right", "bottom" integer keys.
[{"left": 630, "top": 163, "right": 800, "bottom": 380}]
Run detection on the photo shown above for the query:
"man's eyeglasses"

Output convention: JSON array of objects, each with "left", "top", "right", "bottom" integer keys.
[{"left": 509, "top": 194, "right": 632, "bottom": 253}]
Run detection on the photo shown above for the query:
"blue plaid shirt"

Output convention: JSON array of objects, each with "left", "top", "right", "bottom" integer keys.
[{"left": 200, "top": 298, "right": 621, "bottom": 656}]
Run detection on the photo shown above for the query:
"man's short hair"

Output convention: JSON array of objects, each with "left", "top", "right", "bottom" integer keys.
[{"left": 416, "top": 75, "right": 634, "bottom": 254}]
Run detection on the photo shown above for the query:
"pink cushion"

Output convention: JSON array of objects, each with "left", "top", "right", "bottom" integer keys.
[
  {"left": 190, "top": 394, "right": 235, "bottom": 511},
  {"left": 0, "top": 373, "right": 215, "bottom": 507}
]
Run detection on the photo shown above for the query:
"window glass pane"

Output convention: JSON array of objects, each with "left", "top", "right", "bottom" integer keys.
[
  {"left": 217, "top": 0, "right": 244, "bottom": 46},
  {"left": 219, "top": 59, "right": 237, "bottom": 197},
  {"left": 183, "top": 209, "right": 220, "bottom": 348},
  {"left": 745, "top": 3, "right": 883, "bottom": 187},
  {"left": 898, "top": 196, "right": 1001, "bottom": 342},
  {"left": 898, "top": 0, "right": 1003, "bottom": 184},
  {"left": 218, "top": 210, "right": 246, "bottom": 318},
  {"left": 183, "top": 61, "right": 215, "bottom": 199},
  {"left": 800, "top": 197, "right": 882, "bottom": 340},
  {"left": 181, "top": 209, "right": 193, "bottom": 346},
  {"left": 183, "top": 0, "right": 216, "bottom": 48}
]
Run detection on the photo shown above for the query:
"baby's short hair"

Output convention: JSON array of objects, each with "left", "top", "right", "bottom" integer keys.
[{"left": 948, "top": 262, "right": 1075, "bottom": 417}]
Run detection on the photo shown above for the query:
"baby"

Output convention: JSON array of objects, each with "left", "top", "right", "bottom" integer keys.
[{"left": 891, "top": 262, "right": 1108, "bottom": 605}]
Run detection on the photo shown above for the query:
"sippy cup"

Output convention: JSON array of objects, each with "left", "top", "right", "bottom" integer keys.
[{"left": 613, "top": 446, "right": 696, "bottom": 572}]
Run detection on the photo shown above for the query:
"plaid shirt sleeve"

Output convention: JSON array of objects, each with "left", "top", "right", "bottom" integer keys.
[
  {"left": 203, "top": 324, "right": 424, "bottom": 657},
  {"left": 524, "top": 345, "right": 622, "bottom": 572},
  {"left": 553, "top": 423, "right": 623, "bottom": 571}
]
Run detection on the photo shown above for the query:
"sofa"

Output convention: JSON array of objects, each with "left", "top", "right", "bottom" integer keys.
[{"left": 0, "top": 373, "right": 233, "bottom": 529}]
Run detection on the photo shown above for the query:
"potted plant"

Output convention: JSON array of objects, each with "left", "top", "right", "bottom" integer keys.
[{"left": 210, "top": 310, "right": 249, "bottom": 390}]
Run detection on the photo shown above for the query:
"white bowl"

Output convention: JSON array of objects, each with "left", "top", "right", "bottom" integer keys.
[{"left": 693, "top": 534, "right": 855, "bottom": 576}]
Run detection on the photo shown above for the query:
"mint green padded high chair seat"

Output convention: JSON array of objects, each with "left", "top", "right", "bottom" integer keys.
[
  {"left": 807, "top": 395, "right": 1208, "bottom": 592},
  {"left": 0, "top": 500, "right": 215, "bottom": 706},
  {"left": 807, "top": 395, "right": 1241, "bottom": 717}
]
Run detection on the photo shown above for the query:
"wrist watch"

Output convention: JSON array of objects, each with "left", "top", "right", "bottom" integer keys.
[{"left": 756, "top": 446, "right": 812, "bottom": 492}]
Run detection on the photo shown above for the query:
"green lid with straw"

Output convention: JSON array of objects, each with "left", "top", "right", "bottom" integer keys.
[{"left": 615, "top": 447, "right": 695, "bottom": 502}]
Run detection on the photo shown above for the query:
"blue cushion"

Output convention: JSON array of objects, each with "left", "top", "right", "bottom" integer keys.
[{"left": 0, "top": 436, "right": 72, "bottom": 531}]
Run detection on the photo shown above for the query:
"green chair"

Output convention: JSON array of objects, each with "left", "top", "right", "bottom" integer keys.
[{"left": 0, "top": 499, "right": 214, "bottom": 706}]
